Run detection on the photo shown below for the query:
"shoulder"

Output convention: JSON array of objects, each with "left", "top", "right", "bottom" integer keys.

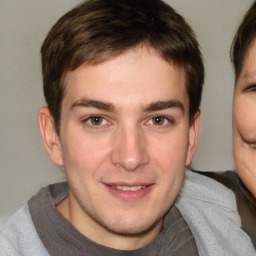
[
  {"left": 0, "top": 203, "right": 49, "bottom": 256},
  {"left": 175, "top": 169, "right": 255, "bottom": 255},
  {"left": 197, "top": 170, "right": 256, "bottom": 248},
  {"left": 179, "top": 169, "right": 237, "bottom": 205},
  {"left": 194, "top": 170, "right": 239, "bottom": 190},
  {"left": 176, "top": 170, "right": 239, "bottom": 216}
]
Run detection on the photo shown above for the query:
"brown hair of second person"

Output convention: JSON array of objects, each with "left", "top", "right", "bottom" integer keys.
[
  {"left": 231, "top": 1, "right": 256, "bottom": 81},
  {"left": 41, "top": 0, "right": 204, "bottom": 133}
]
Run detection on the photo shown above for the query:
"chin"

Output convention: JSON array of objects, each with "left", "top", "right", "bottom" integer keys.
[
  {"left": 238, "top": 167, "right": 256, "bottom": 198},
  {"left": 104, "top": 213, "right": 162, "bottom": 236}
]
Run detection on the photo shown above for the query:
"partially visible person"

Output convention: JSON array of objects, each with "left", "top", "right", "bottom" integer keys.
[
  {"left": 179, "top": 1, "right": 256, "bottom": 250},
  {"left": 232, "top": 1, "right": 256, "bottom": 199},
  {"left": 232, "top": 0, "right": 256, "bottom": 243}
]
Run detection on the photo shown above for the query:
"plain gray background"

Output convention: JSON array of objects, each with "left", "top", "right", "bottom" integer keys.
[{"left": 0, "top": 0, "right": 253, "bottom": 222}]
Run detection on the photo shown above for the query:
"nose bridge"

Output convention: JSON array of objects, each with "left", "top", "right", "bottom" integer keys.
[{"left": 111, "top": 122, "right": 149, "bottom": 171}]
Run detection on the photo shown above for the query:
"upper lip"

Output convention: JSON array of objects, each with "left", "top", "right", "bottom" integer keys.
[{"left": 103, "top": 182, "right": 153, "bottom": 187}]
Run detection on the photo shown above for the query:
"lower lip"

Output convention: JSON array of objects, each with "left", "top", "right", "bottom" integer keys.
[{"left": 103, "top": 184, "right": 154, "bottom": 201}]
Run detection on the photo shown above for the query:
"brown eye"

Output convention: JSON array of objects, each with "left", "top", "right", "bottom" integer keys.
[
  {"left": 152, "top": 116, "right": 166, "bottom": 125},
  {"left": 147, "top": 116, "right": 173, "bottom": 126},
  {"left": 89, "top": 116, "right": 105, "bottom": 125}
]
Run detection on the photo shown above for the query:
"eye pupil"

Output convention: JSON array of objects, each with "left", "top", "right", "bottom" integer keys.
[
  {"left": 91, "top": 116, "right": 102, "bottom": 125},
  {"left": 153, "top": 116, "right": 164, "bottom": 125}
]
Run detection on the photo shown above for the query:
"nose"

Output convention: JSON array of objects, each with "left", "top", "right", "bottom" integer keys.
[{"left": 111, "top": 125, "right": 149, "bottom": 171}]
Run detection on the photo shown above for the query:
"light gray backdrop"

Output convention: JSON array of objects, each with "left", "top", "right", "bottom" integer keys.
[{"left": 0, "top": 0, "right": 253, "bottom": 221}]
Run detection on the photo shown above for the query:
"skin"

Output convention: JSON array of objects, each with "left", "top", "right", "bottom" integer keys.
[
  {"left": 233, "top": 41, "right": 256, "bottom": 198},
  {"left": 39, "top": 46, "right": 199, "bottom": 250}
]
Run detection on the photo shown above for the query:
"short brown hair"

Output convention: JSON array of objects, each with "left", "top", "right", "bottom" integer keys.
[
  {"left": 231, "top": 1, "right": 256, "bottom": 81},
  {"left": 41, "top": 0, "right": 204, "bottom": 132}
]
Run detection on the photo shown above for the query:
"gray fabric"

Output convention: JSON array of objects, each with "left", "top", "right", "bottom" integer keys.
[
  {"left": 200, "top": 170, "right": 256, "bottom": 248},
  {"left": 0, "top": 203, "right": 49, "bottom": 256},
  {"left": 175, "top": 169, "right": 256, "bottom": 256},
  {"left": 28, "top": 182, "right": 198, "bottom": 256}
]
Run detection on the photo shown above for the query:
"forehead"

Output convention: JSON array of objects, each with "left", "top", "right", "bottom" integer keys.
[
  {"left": 236, "top": 41, "right": 256, "bottom": 86},
  {"left": 62, "top": 46, "right": 188, "bottom": 110}
]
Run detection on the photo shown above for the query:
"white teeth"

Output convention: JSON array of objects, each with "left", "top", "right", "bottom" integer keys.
[
  {"left": 249, "top": 143, "right": 256, "bottom": 149},
  {"left": 112, "top": 185, "right": 146, "bottom": 191}
]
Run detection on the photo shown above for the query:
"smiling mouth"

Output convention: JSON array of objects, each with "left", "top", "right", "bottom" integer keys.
[
  {"left": 111, "top": 185, "right": 146, "bottom": 191},
  {"left": 243, "top": 139, "right": 256, "bottom": 149},
  {"left": 249, "top": 143, "right": 256, "bottom": 149},
  {"left": 105, "top": 183, "right": 153, "bottom": 201}
]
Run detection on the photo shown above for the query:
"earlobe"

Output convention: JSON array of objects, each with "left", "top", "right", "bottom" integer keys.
[
  {"left": 185, "top": 111, "right": 200, "bottom": 166},
  {"left": 38, "top": 107, "right": 63, "bottom": 166}
]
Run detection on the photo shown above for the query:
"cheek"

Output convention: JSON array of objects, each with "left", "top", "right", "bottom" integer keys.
[
  {"left": 150, "top": 132, "right": 188, "bottom": 168},
  {"left": 61, "top": 131, "right": 111, "bottom": 172},
  {"left": 233, "top": 97, "right": 256, "bottom": 140}
]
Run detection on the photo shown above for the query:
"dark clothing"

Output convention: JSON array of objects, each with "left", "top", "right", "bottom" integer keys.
[
  {"left": 28, "top": 182, "right": 199, "bottom": 256},
  {"left": 198, "top": 170, "right": 256, "bottom": 248}
]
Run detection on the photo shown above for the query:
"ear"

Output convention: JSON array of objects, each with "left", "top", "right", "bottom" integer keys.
[
  {"left": 185, "top": 111, "right": 200, "bottom": 166},
  {"left": 38, "top": 107, "right": 63, "bottom": 166}
]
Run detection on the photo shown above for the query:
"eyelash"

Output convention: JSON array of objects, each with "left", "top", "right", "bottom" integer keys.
[{"left": 244, "top": 84, "right": 256, "bottom": 92}]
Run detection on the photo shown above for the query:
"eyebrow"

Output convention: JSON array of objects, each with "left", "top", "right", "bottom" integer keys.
[
  {"left": 144, "top": 100, "right": 185, "bottom": 114},
  {"left": 70, "top": 99, "right": 184, "bottom": 114},
  {"left": 70, "top": 99, "right": 115, "bottom": 112}
]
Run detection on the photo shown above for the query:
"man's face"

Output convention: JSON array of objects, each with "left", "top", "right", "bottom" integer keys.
[
  {"left": 42, "top": 46, "right": 199, "bottom": 248},
  {"left": 233, "top": 41, "right": 256, "bottom": 198}
]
